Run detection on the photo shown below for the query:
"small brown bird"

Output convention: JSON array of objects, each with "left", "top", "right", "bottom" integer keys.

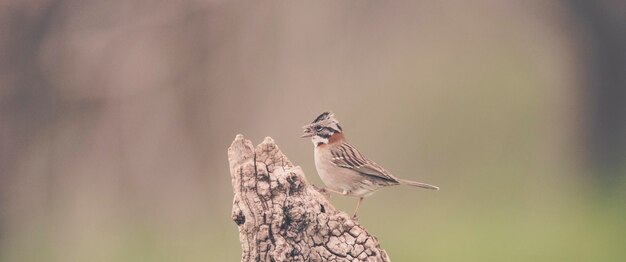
[{"left": 302, "top": 112, "right": 438, "bottom": 219}]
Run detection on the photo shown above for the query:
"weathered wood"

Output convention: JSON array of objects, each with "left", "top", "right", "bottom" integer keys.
[{"left": 229, "top": 134, "right": 390, "bottom": 261}]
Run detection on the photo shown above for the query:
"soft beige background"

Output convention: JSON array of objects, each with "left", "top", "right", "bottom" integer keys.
[{"left": 1, "top": 1, "right": 625, "bottom": 261}]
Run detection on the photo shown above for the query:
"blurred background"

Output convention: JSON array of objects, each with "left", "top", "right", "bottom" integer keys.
[{"left": 1, "top": 1, "right": 625, "bottom": 261}]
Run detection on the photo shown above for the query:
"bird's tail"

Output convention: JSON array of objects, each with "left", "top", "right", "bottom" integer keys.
[{"left": 398, "top": 178, "right": 439, "bottom": 190}]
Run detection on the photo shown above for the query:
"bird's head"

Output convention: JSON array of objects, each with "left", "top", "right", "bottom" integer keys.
[{"left": 301, "top": 112, "right": 343, "bottom": 146}]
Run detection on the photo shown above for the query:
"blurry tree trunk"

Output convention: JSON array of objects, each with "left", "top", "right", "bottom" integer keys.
[
  {"left": 567, "top": 0, "right": 626, "bottom": 180},
  {"left": 228, "top": 135, "right": 390, "bottom": 261}
]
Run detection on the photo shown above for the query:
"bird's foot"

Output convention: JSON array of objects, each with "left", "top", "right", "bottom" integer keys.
[{"left": 313, "top": 185, "right": 332, "bottom": 199}]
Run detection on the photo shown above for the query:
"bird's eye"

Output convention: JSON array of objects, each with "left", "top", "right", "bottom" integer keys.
[{"left": 315, "top": 126, "right": 323, "bottom": 132}]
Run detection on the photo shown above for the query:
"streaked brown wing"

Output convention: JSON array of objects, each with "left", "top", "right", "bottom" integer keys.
[{"left": 330, "top": 142, "right": 398, "bottom": 182}]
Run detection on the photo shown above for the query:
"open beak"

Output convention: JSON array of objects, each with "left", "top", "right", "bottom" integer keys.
[{"left": 301, "top": 125, "right": 314, "bottom": 138}]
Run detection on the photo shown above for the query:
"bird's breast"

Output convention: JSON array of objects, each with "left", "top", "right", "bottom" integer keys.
[{"left": 314, "top": 146, "right": 371, "bottom": 196}]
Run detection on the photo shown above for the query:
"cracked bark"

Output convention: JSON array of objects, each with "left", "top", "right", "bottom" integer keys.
[{"left": 228, "top": 134, "right": 391, "bottom": 262}]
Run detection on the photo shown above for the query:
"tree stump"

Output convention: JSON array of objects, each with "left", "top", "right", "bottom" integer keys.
[{"left": 228, "top": 134, "right": 390, "bottom": 261}]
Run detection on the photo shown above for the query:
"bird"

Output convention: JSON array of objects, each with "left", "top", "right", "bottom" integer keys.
[{"left": 301, "top": 111, "right": 438, "bottom": 219}]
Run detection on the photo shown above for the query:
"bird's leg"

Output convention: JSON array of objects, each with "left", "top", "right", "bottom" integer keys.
[{"left": 353, "top": 197, "right": 364, "bottom": 220}]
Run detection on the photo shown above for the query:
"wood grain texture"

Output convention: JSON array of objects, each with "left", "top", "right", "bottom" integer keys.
[{"left": 228, "top": 134, "right": 390, "bottom": 261}]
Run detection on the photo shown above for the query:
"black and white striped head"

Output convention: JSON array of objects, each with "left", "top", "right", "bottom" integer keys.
[{"left": 301, "top": 112, "right": 343, "bottom": 145}]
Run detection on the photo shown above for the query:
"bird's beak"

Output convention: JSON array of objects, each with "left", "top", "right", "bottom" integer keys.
[{"left": 301, "top": 125, "right": 314, "bottom": 138}]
